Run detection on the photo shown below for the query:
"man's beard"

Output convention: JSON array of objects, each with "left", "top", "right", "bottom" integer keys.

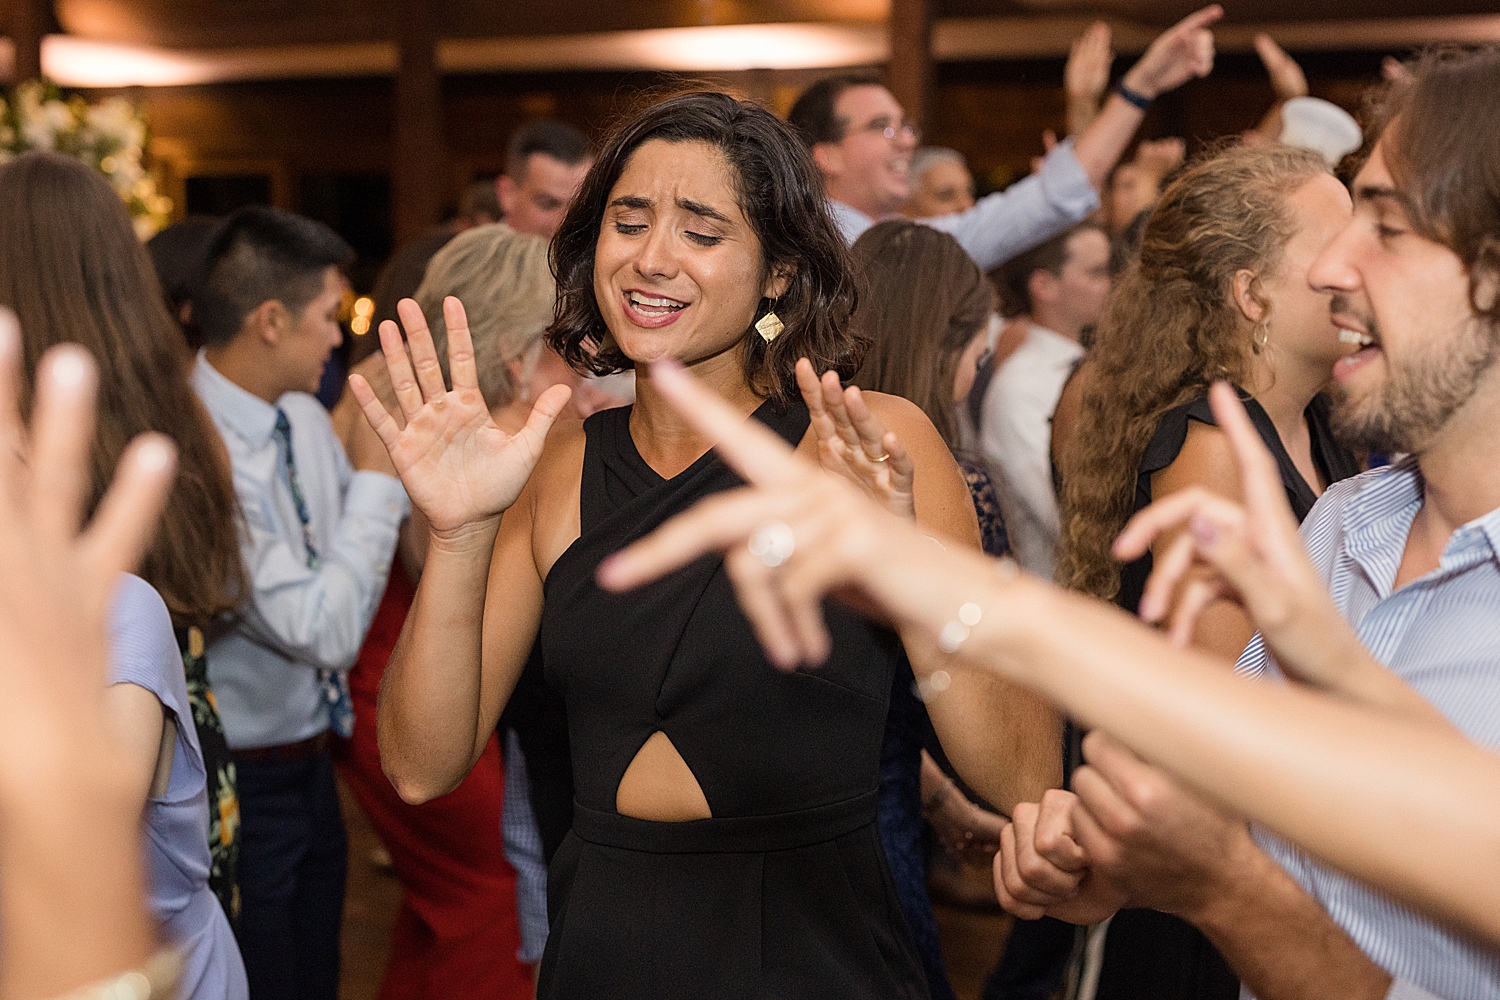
[{"left": 1330, "top": 301, "right": 1500, "bottom": 455}]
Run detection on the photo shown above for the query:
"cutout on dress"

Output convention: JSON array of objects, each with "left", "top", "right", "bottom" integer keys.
[{"left": 616, "top": 731, "right": 712, "bottom": 821}]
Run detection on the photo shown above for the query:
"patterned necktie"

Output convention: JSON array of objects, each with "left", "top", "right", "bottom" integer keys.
[{"left": 273, "top": 409, "right": 354, "bottom": 739}]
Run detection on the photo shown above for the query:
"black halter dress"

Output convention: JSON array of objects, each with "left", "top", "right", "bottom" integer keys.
[{"left": 534, "top": 398, "right": 930, "bottom": 1000}]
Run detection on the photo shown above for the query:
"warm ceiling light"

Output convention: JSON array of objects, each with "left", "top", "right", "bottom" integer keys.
[
  {"left": 441, "top": 23, "right": 888, "bottom": 74},
  {"left": 38, "top": 36, "right": 395, "bottom": 87}
]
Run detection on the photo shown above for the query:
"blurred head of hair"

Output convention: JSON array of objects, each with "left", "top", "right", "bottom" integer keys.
[
  {"left": 849, "top": 220, "right": 993, "bottom": 450},
  {"left": 362, "top": 224, "right": 556, "bottom": 413},
  {"left": 194, "top": 205, "right": 354, "bottom": 349},
  {"left": 1367, "top": 46, "right": 1500, "bottom": 332},
  {"left": 0, "top": 152, "right": 247, "bottom": 629}
]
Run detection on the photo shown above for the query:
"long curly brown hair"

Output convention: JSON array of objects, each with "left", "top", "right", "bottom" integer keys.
[{"left": 1057, "top": 142, "right": 1328, "bottom": 601}]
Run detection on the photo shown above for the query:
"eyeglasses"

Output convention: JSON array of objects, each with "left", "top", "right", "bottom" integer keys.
[{"left": 851, "top": 116, "right": 921, "bottom": 145}]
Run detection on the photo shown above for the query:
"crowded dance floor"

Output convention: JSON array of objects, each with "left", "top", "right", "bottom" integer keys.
[{"left": 1, "top": 1, "right": 1498, "bottom": 998}]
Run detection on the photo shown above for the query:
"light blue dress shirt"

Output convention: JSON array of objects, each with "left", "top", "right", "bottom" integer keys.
[
  {"left": 828, "top": 138, "right": 1099, "bottom": 269},
  {"left": 1237, "top": 458, "right": 1500, "bottom": 1000},
  {"left": 192, "top": 352, "right": 409, "bottom": 750}
]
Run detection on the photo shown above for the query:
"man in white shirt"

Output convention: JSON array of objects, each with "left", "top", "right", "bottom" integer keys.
[
  {"left": 786, "top": 5, "right": 1222, "bottom": 268},
  {"left": 191, "top": 207, "right": 409, "bottom": 1000},
  {"left": 979, "top": 223, "right": 1112, "bottom": 579}
]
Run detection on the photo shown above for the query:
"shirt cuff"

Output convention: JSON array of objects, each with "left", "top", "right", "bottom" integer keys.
[
  {"left": 1036, "top": 137, "right": 1100, "bottom": 217},
  {"left": 346, "top": 470, "right": 411, "bottom": 524},
  {"left": 1385, "top": 979, "right": 1445, "bottom": 1000}
]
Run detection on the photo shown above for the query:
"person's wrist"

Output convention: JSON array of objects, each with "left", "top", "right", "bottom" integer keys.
[
  {"left": 1177, "top": 824, "right": 1264, "bottom": 929},
  {"left": 426, "top": 515, "right": 503, "bottom": 557},
  {"left": 957, "top": 567, "right": 1047, "bottom": 684},
  {"left": 1119, "top": 67, "right": 1160, "bottom": 102}
]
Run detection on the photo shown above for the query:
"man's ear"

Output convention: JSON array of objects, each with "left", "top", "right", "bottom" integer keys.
[
  {"left": 1471, "top": 236, "right": 1500, "bottom": 316},
  {"left": 1231, "top": 269, "right": 1267, "bottom": 324},
  {"left": 496, "top": 175, "right": 518, "bottom": 217},
  {"left": 246, "top": 299, "right": 291, "bottom": 347},
  {"left": 811, "top": 142, "right": 842, "bottom": 181},
  {"left": 1029, "top": 269, "right": 1060, "bottom": 309}
]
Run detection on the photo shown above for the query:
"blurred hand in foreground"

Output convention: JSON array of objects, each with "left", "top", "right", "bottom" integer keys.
[{"left": 0, "top": 308, "right": 177, "bottom": 998}]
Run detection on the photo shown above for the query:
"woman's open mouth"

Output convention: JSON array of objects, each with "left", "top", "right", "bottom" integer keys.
[{"left": 623, "top": 290, "right": 689, "bottom": 328}]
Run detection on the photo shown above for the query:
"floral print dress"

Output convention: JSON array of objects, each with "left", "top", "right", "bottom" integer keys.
[{"left": 178, "top": 625, "right": 241, "bottom": 925}]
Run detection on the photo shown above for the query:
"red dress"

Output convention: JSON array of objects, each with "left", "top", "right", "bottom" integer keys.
[{"left": 335, "top": 563, "right": 532, "bottom": 1000}]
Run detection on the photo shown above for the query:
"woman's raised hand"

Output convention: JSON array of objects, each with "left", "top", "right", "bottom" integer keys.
[
  {"left": 795, "top": 358, "right": 915, "bottom": 518},
  {"left": 348, "top": 297, "right": 572, "bottom": 537}
]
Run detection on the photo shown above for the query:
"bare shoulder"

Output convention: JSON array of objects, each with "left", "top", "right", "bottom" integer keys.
[
  {"left": 525, "top": 411, "right": 589, "bottom": 577},
  {"left": 859, "top": 391, "right": 949, "bottom": 454},
  {"left": 1152, "top": 419, "right": 1244, "bottom": 503}
]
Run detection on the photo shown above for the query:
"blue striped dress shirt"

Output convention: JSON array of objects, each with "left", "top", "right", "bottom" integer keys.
[{"left": 1236, "top": 457, "right": 1500, "bottom": 999}]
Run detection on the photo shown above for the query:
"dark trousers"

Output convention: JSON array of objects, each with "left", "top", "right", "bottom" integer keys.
[{"left": 234, "top": 748, "right": 347, "bottom": 1000}]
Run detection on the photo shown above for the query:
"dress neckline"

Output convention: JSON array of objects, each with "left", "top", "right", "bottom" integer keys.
[{"left": 606, "top": 396, "right": 789, "bottom": 487}]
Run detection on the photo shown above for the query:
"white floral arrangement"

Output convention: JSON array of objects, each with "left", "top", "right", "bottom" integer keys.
[{"left": 0, "top": 80, "right": 173, "bottom": 239}]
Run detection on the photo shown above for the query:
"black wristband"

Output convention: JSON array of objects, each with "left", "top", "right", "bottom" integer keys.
[{"left": 1115, "top": 82, "right": 1153, "bottom": 110}]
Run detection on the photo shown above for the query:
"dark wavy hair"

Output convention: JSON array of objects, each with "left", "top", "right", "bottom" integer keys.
[{"left": 547, "top": 91, "right": 863, "bottom": 408}]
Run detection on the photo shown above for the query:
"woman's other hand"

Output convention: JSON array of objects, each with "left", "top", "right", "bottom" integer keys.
[
  {"left": 795, "top": 357, "right": 915, "bottom": 518},
  {"left": 348, "top": 296, "right": 571, "bottom": 541}
]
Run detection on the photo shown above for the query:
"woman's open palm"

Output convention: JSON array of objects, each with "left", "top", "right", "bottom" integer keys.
[{"left": 347, "top": 297, "right": 571, "bottom": 536}]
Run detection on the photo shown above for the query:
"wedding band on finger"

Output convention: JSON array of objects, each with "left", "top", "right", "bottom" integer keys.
[
  {"left": 747, "top": 521, "right": 796, "bottom": 568},
  {"left": 870, "top": 452, "right": 891, "bottom": 463}
]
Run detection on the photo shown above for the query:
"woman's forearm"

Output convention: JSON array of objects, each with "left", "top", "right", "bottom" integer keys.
[
  {"left": 966, "top": 579, "right": 1500, "bottom": 943},
  {"left": 852, "top": 536, "right": 1500, "bottom": 940},
  {"left": 378, "top": 518, "right": 501, "bottom": 803}
]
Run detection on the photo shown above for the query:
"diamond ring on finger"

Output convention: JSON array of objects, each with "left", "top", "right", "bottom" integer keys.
[{"left": 747, "top": 521, "right": 796, "bottom": 568}]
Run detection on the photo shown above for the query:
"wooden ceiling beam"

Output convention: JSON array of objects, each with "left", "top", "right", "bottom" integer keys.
[{"left": 24, "top": 12, "right": 1500, "bottom": 87}]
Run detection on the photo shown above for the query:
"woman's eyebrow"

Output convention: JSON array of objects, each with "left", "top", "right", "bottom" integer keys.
[
  {"left": 677, "top": 198, "right": 731, "bottom": 223},
  {"left": 608, "top": 195, "right": 652, "bottom": 210}
]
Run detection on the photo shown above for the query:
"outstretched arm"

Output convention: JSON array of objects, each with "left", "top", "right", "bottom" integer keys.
[
  {"left": 599, "top": 359, "right": 1500, "bottom": 945},
  {"left": 1071, "top": 5, "right": 1220, "bottom": 189}
]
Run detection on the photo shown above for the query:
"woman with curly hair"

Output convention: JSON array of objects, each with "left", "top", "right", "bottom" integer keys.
[{"left": 1055, "top": 142, "right": 1364, "bottom": 998}]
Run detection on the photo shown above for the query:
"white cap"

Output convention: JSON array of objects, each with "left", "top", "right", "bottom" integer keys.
[{"left": 1279, "top": 97, "right": 1363, "bottom": 168}]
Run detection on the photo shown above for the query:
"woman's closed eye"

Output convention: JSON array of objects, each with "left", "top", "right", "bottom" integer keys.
[
  {"left": 685, "top": 231, "right": 724, "bottom": 247},
  {"left": 614, "top": 222, "right": 648, "bottom": 236}
]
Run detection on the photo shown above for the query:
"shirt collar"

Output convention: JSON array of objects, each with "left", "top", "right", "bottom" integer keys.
[
  {"left": 1343, "top": 455, "right": 1500, "bottom": 586},
  {"left": 192, "top": 348, "right": 281, "bottom": 450}
]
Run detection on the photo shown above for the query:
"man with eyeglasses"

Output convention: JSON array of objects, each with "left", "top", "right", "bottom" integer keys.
[{"left": 788, "top": 5, "right": 1222, "bottom": 271}]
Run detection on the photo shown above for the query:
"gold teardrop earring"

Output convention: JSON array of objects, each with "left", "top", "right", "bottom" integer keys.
[{"left": 755, "top": 301, "right": 784, "bottom": 343}]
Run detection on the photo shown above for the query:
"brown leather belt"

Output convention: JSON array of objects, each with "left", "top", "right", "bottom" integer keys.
[{"left": 231, "top": 730, "right": 331, "bottom": 761}]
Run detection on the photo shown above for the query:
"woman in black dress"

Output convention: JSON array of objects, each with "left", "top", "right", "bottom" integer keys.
[
  {"left": 353, "top": 92, "right": 1058, "bottom": 999},
  {"left": 1053, "top": 143, "right": 1364, "bottom": 998}
]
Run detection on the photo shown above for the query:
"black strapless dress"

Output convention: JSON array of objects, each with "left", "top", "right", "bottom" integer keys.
[{"left": 534, "top": 398, "right": 930, "bottom": 1000}]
